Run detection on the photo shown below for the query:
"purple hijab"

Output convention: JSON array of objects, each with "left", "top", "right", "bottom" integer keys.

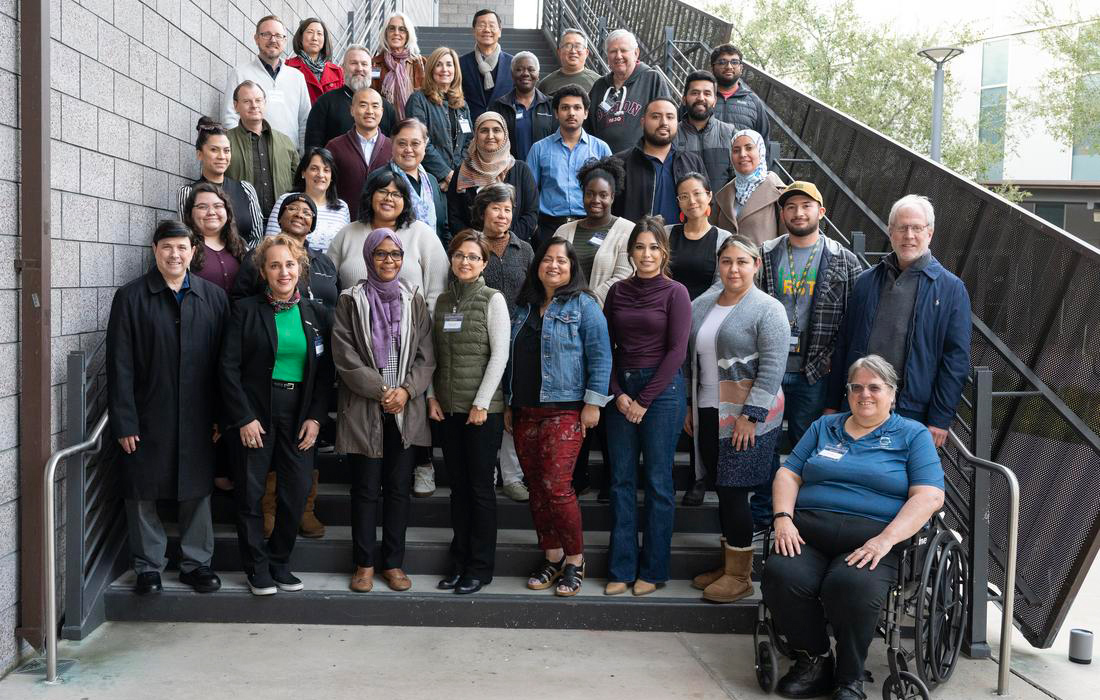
[{"left": 361, "top": 227, "right": 404, "bottom": 369}]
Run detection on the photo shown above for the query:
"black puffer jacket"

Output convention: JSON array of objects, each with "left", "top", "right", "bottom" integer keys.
[{"left": 714, "top": 79, "right": 770, "bottom": 143}]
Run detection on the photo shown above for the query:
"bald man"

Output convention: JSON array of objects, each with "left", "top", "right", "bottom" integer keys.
[{"left": 325, "top": 87, "right": 395, "bottom": 220}]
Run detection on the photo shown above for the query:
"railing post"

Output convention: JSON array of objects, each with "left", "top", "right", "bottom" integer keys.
[
  {"left": 850, "top": 231, "right": 865, "bottom": 261},
  {"left": 664, "top": 26, "right": 675, "bottom": 76},
  {"left": 61, "top": 351, "right": 88, "bottom": 638},
  {"left": 964, "top": 366, "right": 994, "bottom": 659}
]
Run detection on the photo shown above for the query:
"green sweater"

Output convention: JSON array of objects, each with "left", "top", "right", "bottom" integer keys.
[{"left": 272, "top": 305, "right": 307, "bottom": 382}]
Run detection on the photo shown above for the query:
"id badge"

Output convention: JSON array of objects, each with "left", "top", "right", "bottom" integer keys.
[
  {"left": 458, "top": 118, "right": 472, "bottom": 134},
  {"left": 589, "top": 232, "right": 605, "bottom": 247},
  {"left": 516, "top": 111, "right": 525, "bottom": 120},
  {"left": 817, "top": 443, "right": 848, "bottom": 461},
  {"left": 314, "top": 335, "right": 324, "bottom": 356},
  {"left": 371, "top": 68, "right": 382, "bottom": 80},
  {"left": 443, "top": 313, "right": 463, "bottom": 332},
  {"left": 789, "top": 330, "right": 801, "bottom": 353}
]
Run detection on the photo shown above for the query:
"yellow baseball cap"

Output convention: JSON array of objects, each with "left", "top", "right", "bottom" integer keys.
[{"left": 778, "top": 181, "right": 824, "bottom": 207}]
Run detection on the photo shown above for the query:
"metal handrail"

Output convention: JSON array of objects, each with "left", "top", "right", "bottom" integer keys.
[
  {"left": 948, "top": 428, "right": 1019, "bottom": 696},
  {"left": 43, "top": 411, "right": 109, "bottom": 683}
]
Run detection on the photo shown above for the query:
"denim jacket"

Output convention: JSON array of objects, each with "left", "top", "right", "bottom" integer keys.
[{"left": 505, "top": 293, "right": 613, "bottom": 406}]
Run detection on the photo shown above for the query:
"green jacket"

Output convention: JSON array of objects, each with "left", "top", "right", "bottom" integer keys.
[
  {"left": 226, "top": 121, "right": 299, "bottom": 209},
  {"left": 432, "top": 279, "right": 504, "bottom": 413}
]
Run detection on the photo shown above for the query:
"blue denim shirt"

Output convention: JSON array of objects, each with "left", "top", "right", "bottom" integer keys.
[{"left": 505, "top": 293, "right": 613, "bottom": 406}]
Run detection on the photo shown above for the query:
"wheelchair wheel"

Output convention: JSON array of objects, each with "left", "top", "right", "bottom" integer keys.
[
  {"left": 881, "top": 670, "right": 930, "bottom": 700},
  {"left": 914, "top": 531, "right": 969, "bottom": 687},
  {"left": 754, "top": 638, "right": 779, "bottom": 693}
]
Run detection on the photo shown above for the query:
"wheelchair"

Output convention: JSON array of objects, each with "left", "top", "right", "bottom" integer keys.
[{"left": 752, "top": 513, "right": 970, "bottom": 700}]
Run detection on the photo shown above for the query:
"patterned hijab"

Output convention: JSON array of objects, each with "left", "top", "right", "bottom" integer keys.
[
  {"left": 731, "top": 129, "right": 769, "bottom": 207},
  {"left": 455, "top": 112, "right": 515, "bottom": 192},
  {"left": 359, "top": 227, "right": 404, "bottom": 369}
]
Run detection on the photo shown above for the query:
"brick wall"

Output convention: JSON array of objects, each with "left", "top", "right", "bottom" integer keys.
[
  {"left": 0, "top": 0, "right": 364, "bottom": 676},
  {"left": 437, "top": 0, "right": 514, "bottom": 29}
]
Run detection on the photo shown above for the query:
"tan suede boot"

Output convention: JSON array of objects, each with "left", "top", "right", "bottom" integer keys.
[
  {"left": 702, "top": 544, "right": 755, "bottom": 603},
  {"left": 299, "top": 469, "right": 326, "bottom": 538},
  {"left": 691, "top": 537, "right": 727, "bottom": 590},
  {"left": 262, "top": 472, "right": 276, "bottom": 538}
]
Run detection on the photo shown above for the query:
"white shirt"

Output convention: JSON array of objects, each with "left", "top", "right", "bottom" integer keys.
[
  {"left": 696, "top": 302, "right": 737, "bottom": 408},
  {"left": 223, "top": 58, "right": 311, "bottom": 151},
  {"left": 356, "top": 130, "right": 379, "bottom": 165}
]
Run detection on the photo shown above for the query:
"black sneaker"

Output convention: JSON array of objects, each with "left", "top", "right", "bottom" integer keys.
[
  {"left": 179, "top": 566, "right": 221, "bottom": 593},
  {"left": 777, "top": 650, "right": 835, "bottom": 698},
  {"left": 831, "top": 680, "right": 866, "bottom": 700},
  {"left": 681, "top": 478, "right": 706, "bottom": 506},
  {"left": 270, "top": 569, "right": 304, "bottom": 591},
  {"left": 247, "top": 571, "right": 278, "bottom": 596}
]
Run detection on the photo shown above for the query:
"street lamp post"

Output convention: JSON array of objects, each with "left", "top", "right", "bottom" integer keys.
[{"left": 918, "top": 46, "right": 964, "bottom": 162}]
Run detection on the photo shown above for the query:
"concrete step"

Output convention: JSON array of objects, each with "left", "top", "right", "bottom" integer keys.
[
  {"left": 161, "top": 524, "right": 746, "bottom": 580},
  {"left": 162, "top": 485, "right": 723, "bottom": 533},
  {"left": 104, "top": 571, "right": 758, "bottom": 633}
]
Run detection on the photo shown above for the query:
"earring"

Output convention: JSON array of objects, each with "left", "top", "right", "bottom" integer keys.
[
  {"left": 679, "top": 211, "right": 686, "bottom": 223},
  {"left": 705, "top": 206, "right": 711, "bottom": 217}
]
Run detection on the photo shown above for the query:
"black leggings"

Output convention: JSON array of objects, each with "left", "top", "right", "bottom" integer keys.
[{"left": 698, "top": 407, "right": 754, "bottom": 547}]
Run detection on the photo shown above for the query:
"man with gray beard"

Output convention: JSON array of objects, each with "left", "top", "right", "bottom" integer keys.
[{"left": 305, "top": 44, "right": 398, "bottom": 152}]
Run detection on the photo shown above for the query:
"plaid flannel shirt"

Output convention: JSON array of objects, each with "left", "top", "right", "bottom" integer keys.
[{"left": 759, "top": 233, "right": 864, "bottom": 384}]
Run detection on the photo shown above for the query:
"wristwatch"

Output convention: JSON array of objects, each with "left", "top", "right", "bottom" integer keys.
[
  {"left": 773, "top": 512, "right": 793, "bottom": 521},
  {"left": 741, "top": 414, "right": 758, "bottom": 423}
]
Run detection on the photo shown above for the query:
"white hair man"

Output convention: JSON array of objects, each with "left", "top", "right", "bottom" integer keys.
[
  {"left": 585, "top": 29, "right": 673, "bottom": 153},
  {"left": 826, "top": 194, "right": 972, "bottom": 448}
]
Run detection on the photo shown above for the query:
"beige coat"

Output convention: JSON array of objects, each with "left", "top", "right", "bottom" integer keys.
[
  {"left": 710, "top": 171, "right": 786, "bottom": 247},
  {"left": 554, "top": 216, "right": 635, "bottom": 305},
  {"left": 331, "top": 285, "right": 436, "bottom": 457}
]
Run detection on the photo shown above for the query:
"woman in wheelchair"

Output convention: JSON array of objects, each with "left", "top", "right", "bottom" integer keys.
[{"left": 761, "top": 354, "right": 945, "bottom": 700}]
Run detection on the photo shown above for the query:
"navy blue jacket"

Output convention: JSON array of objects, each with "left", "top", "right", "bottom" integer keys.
[
  {"left": 826, "top": 254, "right": 972, "bottom": 429},
  {"left": 460, "top": 50, "right": 514, "bottom": 121}
]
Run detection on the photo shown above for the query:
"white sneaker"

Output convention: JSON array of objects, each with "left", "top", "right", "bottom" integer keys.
[
  {"left": 413, "top": 465, "right": 436, "bottom": 497},
  {"left": 502, "top": 481, "right": 529, "bottom": 502}
]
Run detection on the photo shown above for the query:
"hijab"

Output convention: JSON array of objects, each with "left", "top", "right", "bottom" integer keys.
[
  {"left": 455, "top": 111, "right": 515, "bottom": 192},
  {"left": 360, "top": 227, "right": 404, "bottom": 369},
  {"left": 731, "top": 129, "right": 769, "bottom": 207}
]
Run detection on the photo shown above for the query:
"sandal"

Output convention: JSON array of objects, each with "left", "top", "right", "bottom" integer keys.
[
  {"left": 527, "top": 556, "right": 565, "bottom": 590},
  {"left": 555, "top": 561, "right": 585, "bottom": 597}
]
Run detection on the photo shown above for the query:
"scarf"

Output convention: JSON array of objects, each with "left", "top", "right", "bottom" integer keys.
[
  {"left": 296, "top": 51, "right": 326, "bottom": 81},
  {"left": 398, "top": 165, "right": 436, "bottom": 229},
  {"left": 732, "top": 128, "right": 769, "bottom": 207},
  {"left": 266, "top": 286, "right": 301, "bottom": 312},
  {"left": 360, "top": 227, "right": 404, "bottom": 370},
  {"left": 455, "top": 112, "right": 515, "bottom": 192},
  {"left": 382, "top": 49, "right": 414, "bottom": 120},
  {"left": 475, "top": 44, "right": 501, "bottom": 91}
]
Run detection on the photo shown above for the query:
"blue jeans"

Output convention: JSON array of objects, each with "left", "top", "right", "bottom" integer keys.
[
  {"left": 605, "top": 367, "right": 687, "bottom": 583},
  {"left": 751, "top": 371, "right": 828, "bottom": 526}
]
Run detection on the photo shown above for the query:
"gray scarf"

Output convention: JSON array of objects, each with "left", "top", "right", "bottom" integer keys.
[{"left": 475, "top": 45, "right": 501, "bottom": 91}]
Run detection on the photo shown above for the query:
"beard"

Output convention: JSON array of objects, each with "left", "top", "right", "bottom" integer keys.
[
  {"left": 715, "top": 74, "right": 737, "bottom": 90},
  {"left": 645, "top": 131, "right": 673, "bottom": 147},
  {"left": 346, "top": 74, "right": 371, "bottom": 92},
  {"left": 787, "top": 220, "right": 819, "bottom": 237},
  {"left": 689, "top": 102, "right": 714, "bottom": 121}
]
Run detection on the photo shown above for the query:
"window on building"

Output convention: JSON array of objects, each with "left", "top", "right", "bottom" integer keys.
[
  {"left": 1033, "top": 202, "right": 1066, "bottom": 229},
  {"left": 1071, "top": 74, "right": 1100, "bottom": 180},
  {"left": 979, "top": 40, "right": 1010, "bottom": 181}
]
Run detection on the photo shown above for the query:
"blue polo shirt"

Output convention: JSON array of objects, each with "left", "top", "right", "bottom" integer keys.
[
  {"left": 782, "top": 412, "right": 944, "bottom": 523},
  {"left": 647, "top": 151, "right": 680, "bottom": 223},
  {"left": 527, "top": 129, "right": 612, "bottom": 217},
  {"left": 513, "top": 99, "right": 534, "bottom": 160}
]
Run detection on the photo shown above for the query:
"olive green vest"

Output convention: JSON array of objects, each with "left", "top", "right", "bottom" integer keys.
[{"left": 432, "top": 279, "right": 504, "bottom": 413}]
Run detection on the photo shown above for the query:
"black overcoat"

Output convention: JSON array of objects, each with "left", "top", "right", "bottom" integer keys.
[
  {"left": 106, "top": 269, "right": 229, "bottom": 500},
  {"left": 218, "top": 295, "right": 334, "bottom": 433}
]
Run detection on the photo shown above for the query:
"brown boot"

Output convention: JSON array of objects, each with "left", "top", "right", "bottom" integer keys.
[
  {"left": 262, "top": 472, "right": 276, "bottom": 538},
  {"left": 691, "top": 537, "right": 727, "bottom": 590},
  {"left": 702, "top": 544, "right": 755, "bottom": 603},
  {"left": 299, "top": 469, "right": 325, "bottom": 538}
]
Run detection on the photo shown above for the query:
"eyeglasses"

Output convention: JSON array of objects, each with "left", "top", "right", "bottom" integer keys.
[
  {"left": 847, "top": 382, "right": 891, "bottom": 395},
  {"left": 258, "top": 32, "right": 287, "bottom": 41},
  {"left": 889, "top": 224, "right": 928, "bottom": 235},
  {"left": 385, "top": 26, "right": 409, "bottom": 33},
  {"left": 374, "top": 189, "right": 403, "bottom": 201},
  {"left": 394, "top": 139, "right": 425, "bottom": 149},
  {"left": 372, "top": 250, "right": 404, "bottom": 262},
  {"left": 193, "top": 203, "right": 226, "bottom": 212},
  {"left": 451, "top": 252, "right": 484, "bottom": 263},
  {"left": 285, "top": 206, "right": 314, "bottom": 219},
  {"left": 560, "top": 42, "right": 586, "bottom": 51},
  {"left": 676, "top": 190, "right": 709, "bottom": 202},
  {"left": 713, "top": 58, "right": 742, "bottom": 67}
]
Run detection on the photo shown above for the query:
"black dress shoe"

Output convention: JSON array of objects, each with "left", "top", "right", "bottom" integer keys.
[
  {"left": 179, "top": 566, "right": 221, "bottom": 593},
  {"left": 454, "top": 575, "right": 488, "bottom": 595},
  {"left": 437, "top": 572, "right": 462, "bottom": 590},
  {"left": 596, "top": 489, "right": 611, "bottom": 504},
  {"left": 134, "top": 571, "right": 163, "bottom": 595},
  {"left": 777, "top": 650, "right": 835, "bottom": 698},
  {"left": 831, "top": 681, "right": 866, "bottom": 700},
  {"left": 681, "top": 478, "right": 706, "bottom": 506}
]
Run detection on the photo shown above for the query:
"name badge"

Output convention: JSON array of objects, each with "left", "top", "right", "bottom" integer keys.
[
  {"left": 458, "top": 118, "right": 472, "bottom": 134},
  {"left": 516, "top": 111, "right": 524, "bottom": 120},
  {"left": 790, "top": 330, "right": 801, "bottom": 353},
  {"left": 371, "top": 68, "right": 381, "bottom": 79},
  {"left": 443, "top": 313, "right": 463, "bottom": 332},
  {"left": 598, "top": 99, "right": 613, "bottom": 113},
  {"left": 817, "top": 443, "right": 848, "bottom": 461},
  {"left": 588, "top": 232, "right": 605, "bottom": 247},
  {"left": 314, "top": 335, "right": 324, "bottom": 356}
]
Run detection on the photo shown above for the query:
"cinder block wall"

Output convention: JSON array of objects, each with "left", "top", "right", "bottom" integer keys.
[
  {"left": 437, "top": 0, "right": 514, "bottom": 29},
  {"left": 0, "top": 0, "right": 428, "bottom": 674}
]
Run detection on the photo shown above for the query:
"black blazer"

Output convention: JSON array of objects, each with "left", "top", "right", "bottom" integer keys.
[
  {"left": 219, "top": 295, "right": 335, "bottom": 433},
  {"left": 230, "top": 245, "right": 339, "bottom": 311}
]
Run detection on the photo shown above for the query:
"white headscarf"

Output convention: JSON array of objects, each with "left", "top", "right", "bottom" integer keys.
[{"left": 732, "top": 129, "right": 768, "bottom": 207}]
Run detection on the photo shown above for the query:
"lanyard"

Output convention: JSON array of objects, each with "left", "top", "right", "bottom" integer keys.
[
  {"left": 785, "top": 238, "right": 820, "bottom": 329},
  {"left": 601, "top": 85, "right": 628, "bottom": 116}
]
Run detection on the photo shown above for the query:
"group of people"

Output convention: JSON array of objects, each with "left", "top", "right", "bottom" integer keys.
[{"left": 107, "top": 10, "right": 974, "bottom": 700}]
